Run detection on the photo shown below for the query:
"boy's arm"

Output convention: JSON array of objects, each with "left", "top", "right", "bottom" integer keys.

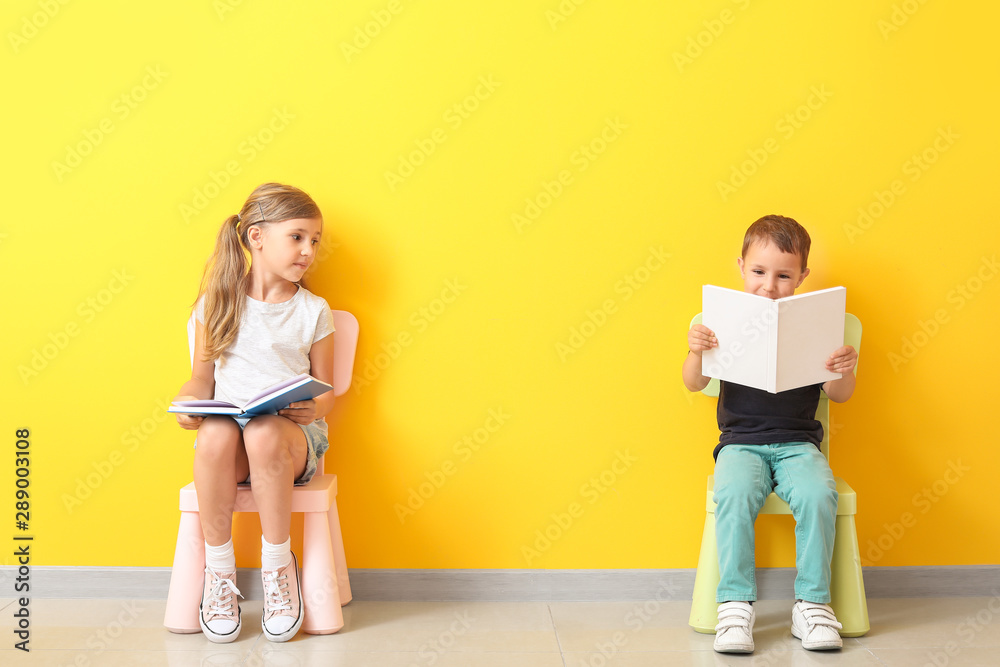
[
  {"left": 683, "top": 324, "right": 717, "bottom": 392},
  {"left": 822, "top": 345, "right": 858, "bottom": 403}
]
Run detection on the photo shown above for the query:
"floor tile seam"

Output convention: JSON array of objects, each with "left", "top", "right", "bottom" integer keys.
[
  {"left": 858, "top": 643, "right": 890, "bottom": 666},
  {"left": 238, "top": 632, "right": 265, "bottom": 665},
  {"left": 546, "top": 603, "right": 569, "bottom": 667}
]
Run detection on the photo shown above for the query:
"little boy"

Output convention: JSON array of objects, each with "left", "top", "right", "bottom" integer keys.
[{"left": 682, "top": 215, "right": 858, "bottom": 654}]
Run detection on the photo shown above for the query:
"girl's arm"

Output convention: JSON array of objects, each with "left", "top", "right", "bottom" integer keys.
[
  {"left": 279, "top": 332, "right": 336, "bottom": 424},
  {"left": 174, "top": 320, "right": 216, "bottom": 430}
]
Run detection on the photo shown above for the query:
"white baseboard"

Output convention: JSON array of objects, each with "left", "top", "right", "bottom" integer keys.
[{"left": 4, "top": 565, "right": 996, "bottom": 600}]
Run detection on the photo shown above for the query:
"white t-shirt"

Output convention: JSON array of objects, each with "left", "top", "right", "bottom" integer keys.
[{"left": 196, "top": 286, "right": 335, "bottom": 431}]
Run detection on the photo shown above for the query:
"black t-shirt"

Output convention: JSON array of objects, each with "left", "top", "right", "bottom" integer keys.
[{"left": 714, "top": 380, "right": 824, "bottom": 460}]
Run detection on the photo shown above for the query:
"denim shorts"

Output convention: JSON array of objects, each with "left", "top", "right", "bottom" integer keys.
[
  {"left": 195, "top": 417, "right": 329, "bottom": 486},
  {"left": 291, "top": 419, "right": 329, "bottom": 486}
]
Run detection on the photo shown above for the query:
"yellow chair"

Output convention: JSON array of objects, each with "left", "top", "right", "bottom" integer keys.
[{"left": 687, "top": 313, "right": 869, "bottom": 637}]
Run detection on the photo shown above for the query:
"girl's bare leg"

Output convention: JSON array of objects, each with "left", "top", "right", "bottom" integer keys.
[
  {"left": 193, "top": 416, "right": 251, "bottom": 545},
  {"left": 242, "top": 415, "right": 307, "bottom": 543}
]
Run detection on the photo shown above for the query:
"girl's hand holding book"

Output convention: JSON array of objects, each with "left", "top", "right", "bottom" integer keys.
[
  {"left": 278, "top": 399, "right": 320, "bottom": 425},
  {"left": 174, "top": 395, "right": 206, "bottom": 430}
]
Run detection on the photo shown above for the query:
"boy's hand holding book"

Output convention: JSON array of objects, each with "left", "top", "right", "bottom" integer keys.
[
  {"left": 688, "top": 324, "right": 718, "bottom": 355},
  {"left": 826, "top": 346, "right": 858, "bottom": 375}
]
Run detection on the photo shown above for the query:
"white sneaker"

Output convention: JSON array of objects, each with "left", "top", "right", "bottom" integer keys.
[
  {"left": 261, "top": 552, "right": 304, "bottom": 642},
  {"left": 791, "top": 601, "right": 843, "bottom": 650},
  {"left": 713, "top": 601, "right": 755, "bottom": 653},
  {"left": 199, "top": 567, "right": 242, "bottom": 643}
]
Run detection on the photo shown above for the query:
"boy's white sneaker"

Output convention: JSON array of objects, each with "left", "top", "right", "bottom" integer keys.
[
  {"left": 199, "top": 567, "right": 242, "bottom": 643},
  {"left": 261, "top": 552, "right": 304, "bottom": 642},
  {"left": 791, "top": 601, "right": 843, "bottom": 650},
  {"left": 713, "top": 601, "right": 755, "bottom": 653}
]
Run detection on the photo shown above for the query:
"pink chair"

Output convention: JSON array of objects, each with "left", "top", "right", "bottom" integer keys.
[{"left": 163, "top": 310, "right": 359, "bottom": 635}]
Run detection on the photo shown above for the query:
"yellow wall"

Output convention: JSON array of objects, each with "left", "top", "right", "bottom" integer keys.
[{"left": 3, "top": 1, "right": 998, "bottom": 571}]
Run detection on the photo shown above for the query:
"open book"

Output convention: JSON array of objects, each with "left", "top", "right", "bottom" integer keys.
[
  {"left": 168, "top": 374, "right": 334, "bottom": 417},
  {"left": 701, "top": 285, "right": 846, "bottom": 393}
]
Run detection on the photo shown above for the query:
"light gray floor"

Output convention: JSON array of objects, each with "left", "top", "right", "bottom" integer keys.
[{"left": 3, "top": 596, "right": 999, "bottom": 665}]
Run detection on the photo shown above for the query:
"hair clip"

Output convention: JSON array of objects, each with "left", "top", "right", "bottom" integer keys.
[
  {"left": 257, "top": 201, "right": 266, "bottom": 223},
  {"left": 235, "top": 213, "right": 241, "bottom": 223}
]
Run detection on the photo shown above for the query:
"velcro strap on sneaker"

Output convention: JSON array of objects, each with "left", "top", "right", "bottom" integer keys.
[
  {"left": 716, "top": 616, "right": 751, "bottom": 631},
  {"left": 717, "top": 602, "right": 752, "bottom": 618},
  {"left": 715, "top": 602, "right": 752, "bottom": 632},
  {"left": 800, "top": 604, "right": 843, "bottom": 629}
]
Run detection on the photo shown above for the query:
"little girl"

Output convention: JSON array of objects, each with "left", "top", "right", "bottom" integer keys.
[{"left": 173, "top": 183, "right": 336, "bottom": 643}]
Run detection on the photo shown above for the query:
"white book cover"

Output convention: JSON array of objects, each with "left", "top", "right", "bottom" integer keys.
[{"left": 701, "top": 285, "right": 846, "bottom": 393}]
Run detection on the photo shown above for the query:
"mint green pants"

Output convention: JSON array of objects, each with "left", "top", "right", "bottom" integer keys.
[{"left": 713, "top": 442, "right": 838, "bottom": 603}]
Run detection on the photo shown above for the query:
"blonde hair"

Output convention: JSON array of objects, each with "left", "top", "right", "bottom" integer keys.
[
  {"left": 741, "top": 214, "right": 811, "bottom": 271},
  {"left": 196, "top": 183, "right": 322, "bottom": 362}
]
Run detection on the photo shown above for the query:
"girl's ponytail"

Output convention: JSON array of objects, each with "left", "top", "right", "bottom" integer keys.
[
  {"left": 198, "top": 214, "right": 252, "bottom": 362},
  {"left": 193, "top": 183, "right": 322, "bottom": 362}
]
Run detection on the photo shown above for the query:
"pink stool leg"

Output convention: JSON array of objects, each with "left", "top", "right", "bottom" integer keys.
[
  {"left": 301, "top": 511, "right": 344, "bottom": 634},
  {"left": 164, "top": 510, "right": 205, "bottom": 633},
  {"left": 328, "top": 498, "right": 352, "bottom": 605}
]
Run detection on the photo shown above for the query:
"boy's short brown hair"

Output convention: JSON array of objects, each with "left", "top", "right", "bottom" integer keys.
[{"left": 742, "top": 214, "right": 811, "bottom": 271}]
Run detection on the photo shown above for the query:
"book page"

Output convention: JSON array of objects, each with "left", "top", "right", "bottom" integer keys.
[
  {"left": 167, "top": 399, "right": 241, "bottom": 416},
  {"left": 701, "top": 285, "right": 775, "bottom": 392},
  {"left": 243, "top": 375, "right": 334, "bottom": 416},
  {"left": 243, "top": 373, "right": 313, "bottom": 407},
  {"left": 774, "top": 286, "right": 846, "bottom": 392}
]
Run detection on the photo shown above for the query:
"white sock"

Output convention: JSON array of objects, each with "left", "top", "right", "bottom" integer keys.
[
  {"left": 261, "top": 536, "right": 291, "bottom": 571},
  {"left": 205, "top": 538, "right": 236, "bottom": 573}
]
